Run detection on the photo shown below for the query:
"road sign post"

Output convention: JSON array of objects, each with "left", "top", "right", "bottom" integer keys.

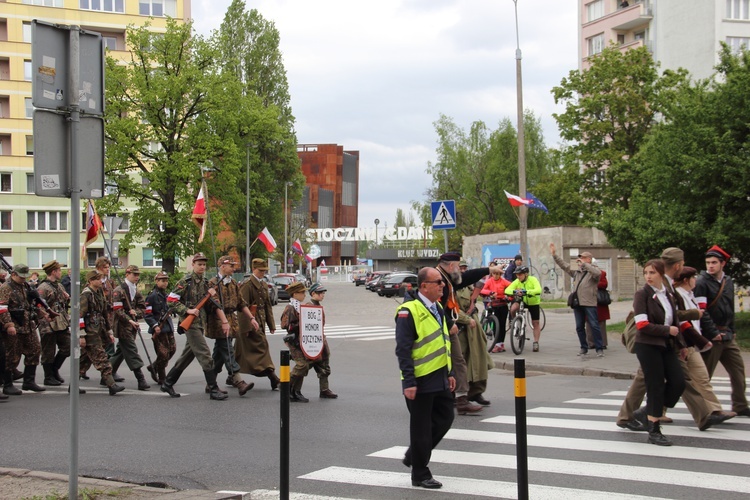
[{"left": 431, "top": 200, "right": 456, "bottom": 253}]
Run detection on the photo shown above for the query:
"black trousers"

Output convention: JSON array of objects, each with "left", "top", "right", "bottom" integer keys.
[
  {"left": 404, "top": 388, "right": 455, "bottom": 481},
  {"left": 490, "top": 305, "right": 509, "bottom": 345},
  {"left": 635, "top": 343, "right": 685, "bottom": 418}
]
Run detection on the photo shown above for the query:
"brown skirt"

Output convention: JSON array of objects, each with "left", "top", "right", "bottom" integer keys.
[{"left": 235, "top": 325, "right": 276, "bottom": 375}]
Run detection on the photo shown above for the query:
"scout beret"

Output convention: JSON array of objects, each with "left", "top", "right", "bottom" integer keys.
[
  {"left": 155, "top": 271, "right": 169, "bottom": 280},
  {"left": 660, "top": 247, "right": 684, "bottom": 265},
  {"left": 439, "top": 252, "right": 461, "bottom": 262},
  {"left": 85, "top": 270, "right": 102, "bottom": 282},
  {"left": 286, "top": 281, "right": 307, "bottom": 295},
  {"left": 308, "top": 282, "right": 327, "bottom": 294},
  {"left": 12, "top": 264, "right": 30, "bottom": 278},
  {"left": 705, "top": 245, "right": 730, "bottom": 261},
  {"left": 252, "top": 258, "right": 269, "bottom": 270},
  {"left": 192, "top": 252, "right": 208, "bottom": 262},
  {"left": 125, "top": 265, "right": 140, "bottom": 274},
  {"left": 42, "top": 260, "right": 63, "bottom": 274},
  {"left": 218, "top": 255, "right": 235, "bottom": 266}
]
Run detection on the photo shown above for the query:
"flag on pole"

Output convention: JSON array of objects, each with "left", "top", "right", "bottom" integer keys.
[
  {"left": 82, "top": 200, "right": 104, "bottom": 258},
  {"left": 525, "top": 192, "right": 549, "bottom": 214},
  {"left": 258, "top": 227, "right": 277, "bottom": 253},
  {"left": 504, "top": 190, "right": 531, "bottom": 207},
  {"left": 304, "top": 254, "right": 313, "bottom": 263},
  {"left": 192, "top": 184, "right": 207, "bottom": 243},
  {"left": 291, "top": 239, "right": 305, "bottom": 256}
]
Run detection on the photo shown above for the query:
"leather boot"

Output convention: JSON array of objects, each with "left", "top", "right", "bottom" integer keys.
[
  {"left": 205, "top": 384, "right": 228, "bottom": 394},
  {"left": 456, "top": 395, "right": 482, "bottom": 415},
  {"left": 3, "top": 371, "right": 22, "bottom": 396},
  {"left": 43, "top": 363, "right": 62, "bottom": 386},
  {"left": 648, "top": 420, "right": 672, "bottom": 446},
  {"left": 146, "top": 364, "right": 159, "bottom": 384},
  {"left": 108, "top": 383, "right": 125, "bottom": 395},
  {"left": 232, "top": 376, "right": 254, "bottom": 396},
  {"left": 134, "top": 368, "right": 151, "bottom": 391},
  {"left": 269, "top": 372, "right": 280, "bottom": 391},
  {"left": 12, "top": 367, "right": 23, "bottom": 381},
  {"left": 52, "top": 352, "right": 67, "bottom": 384},
  {"left": 204, "top": 370, "right": 227, "bottom": 401},
  {"left": 21, "top": 365, "right": 46, "bottom": 392},
  {"left": 67, "top": 385, "right": 86, "bottom": 394},
  {"left": 289, "top": 375, "right": 308, "bottom": 403},
  {"left": 160, "top": 367, "right": 182, "bottom": 398},
  {"left": 157, "top": 367, "right": 166, "bottom": 385}
]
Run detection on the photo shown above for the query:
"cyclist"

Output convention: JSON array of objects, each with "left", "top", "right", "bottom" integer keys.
[
  {"left": 505, "top": 266, "right": 543, "bottom": 352},
  {"left": 480, "top": 266, "right": 512, "bottom": 353}
]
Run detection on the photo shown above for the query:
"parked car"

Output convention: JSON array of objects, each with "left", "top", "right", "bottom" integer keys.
[
  {"left": 365, "top": 271, "right": 391, "bottom": 291},
  {"left": 377, "top": 273, "right": 418, "bottom": 297},
  {"left": 271, "top": 273, "right": 298, "bottom": 301},
  {"left": 262, "top": 275, "right": 278, "bottom": 305},
  {"left": 352, "top": 268, "right": 369, "bottom": 286}
]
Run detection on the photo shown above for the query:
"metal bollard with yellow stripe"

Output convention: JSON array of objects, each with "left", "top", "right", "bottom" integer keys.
[
  {"left": 280, "top": 350, "right": 290, "bottom": 500},
  {"left": 514, "top": 358, "right": 529, "bottom": 500}
]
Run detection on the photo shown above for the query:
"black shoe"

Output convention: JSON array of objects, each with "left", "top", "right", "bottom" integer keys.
[
  {"left": 146, "top": 365, "right": 159, "bottom": 384},
  {"left": 290, "top": 391, "right": 309, "bottom": 403},
  {"left": 12, "top": 368, "right": 23, "bottom": 381},
  {"left": 209, "top": 389, "right": 228, "bottom": 401},
  {"left": 699, "top": 414, "right": 723, "bottom": 431},
  {"left": 113, "top": 372, "right": 125, "bottom": 382},
  {"left": 67, "top": 386, "right": 86, "bottom": 394},
  {"left": 44, "top": 377, "right": 62, "bottom": 386},
  {"left": 160, "top": 383, "right": 180, "bottom": 398},
  {"left": 80, "top": 373, "right": 90, "bottom": 380},
  {"left": 647, "top": 421, "right": 672, "bottom": 446},
  {"left": 470, "top": 394, "right": 491, "bottom": 406},
  {"left": 3, "top": 384, "right": 22, "bottom": 396},
  {"left": 633, "top": 407, "right": 648, "bottom": 430},
  {"left": 108, "top": 384, "right": 125, "bottom": 396},
  {"left": 738, "top": 408, "right": 750, "bottom": 417},
  {"left": 270, "top": 373, "right": 280, "bottom": 391},
  {"left": 226, "top": 375, "right": 234, "bottom": 386},
  {"left": 617, "top": 419, "right": 647, "bottom": 432},
  {"left": 412, "top": 478, "right": 442, "bottom": 489}
]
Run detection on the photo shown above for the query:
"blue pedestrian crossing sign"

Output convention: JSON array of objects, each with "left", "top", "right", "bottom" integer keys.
[{"left": 431, "top": 200, "right": 456, "bottom": 230}]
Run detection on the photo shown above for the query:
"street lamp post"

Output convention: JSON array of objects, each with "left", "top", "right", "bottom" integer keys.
[
  {"left": 284, "top": 182, "right": 289, "bottom": 273},
  {"left": 245, "top": 146, "right": 250, "bottom": 273},
  {"left": 512, "top": 0, "right": 528, "bottom": 263},
  {"left": 374, "top": 218, "right": 380, "bottom": 249}
]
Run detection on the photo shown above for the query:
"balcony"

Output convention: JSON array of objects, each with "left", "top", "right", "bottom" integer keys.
[{"left": 611, "top": 1, "right": 652, "bottom": 31}]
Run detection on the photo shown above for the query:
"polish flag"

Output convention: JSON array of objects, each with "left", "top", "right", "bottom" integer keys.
[
  {"left": 504, "top": 190, "right": 531, "bottom": 207},
  {"left": 167, "top": 292, "right": 181, "bottom": 303},
  {"left": 192, "top": 184, "right": 207, "bottom": 243},
  {"left": 79, "top": 317, "right": 86, "bottom": 328},
  {"left": 291, "top": 239, "right": 305, "bottom": 256},
  {"left": 82, "top": 200, "right": 104, "bottom": 258},
  {"left": 112, "top": 301, "right": 124, "bottom": 311},
  {"left": 258, "top": 227, "right": 277, "bottom": 253},
  {"left": 304, "top": 254, "right": 313, "bottom": 263},
  {"left": 634, "top": 313, "right": 649, "bottom": 330}
]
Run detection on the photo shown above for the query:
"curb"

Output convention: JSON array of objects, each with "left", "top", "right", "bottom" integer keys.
[{"left": 493, "top": 360, "right": 635, "bottom": 380}]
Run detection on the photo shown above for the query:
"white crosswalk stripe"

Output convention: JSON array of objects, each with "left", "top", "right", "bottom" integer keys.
[
  {"left": 297, "top": 379, "right": 750, "bottom": 499},
  {"left": 266, "top": 324, "right": 395, "bottom": 341}
]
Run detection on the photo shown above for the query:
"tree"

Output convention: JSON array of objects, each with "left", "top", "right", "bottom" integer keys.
[{"left": 552, "top": 46, "right": 688, "bottom": 219}]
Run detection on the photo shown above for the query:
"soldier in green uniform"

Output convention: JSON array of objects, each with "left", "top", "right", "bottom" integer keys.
[
  {"left": 37, "top": 260, "right": 71, "bottom": 386},
  {"left": 160, "top": 252, "right": 229, "bottom": 400},
  {"left": 144, "top": 271, "right": 175, "bottom": 385},
  {"left": 236, "top": 258, "right": 281, "bottom": 390},
  {"left": 79, "top": 270, "right": 125, "bottom": 395},
  {"left": 1, "top": 264, "right": 46, "bottom": 395},
  {"left": 206, "top": 256, "right": 256, "bottom": 397},
  {"left": 109, "top": 265, "right": 150, "bottom": 391}
]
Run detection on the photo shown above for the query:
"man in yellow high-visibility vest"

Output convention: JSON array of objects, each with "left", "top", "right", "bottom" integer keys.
[{"left": 395, "top": 267, "right": 455, "bottom": 490}]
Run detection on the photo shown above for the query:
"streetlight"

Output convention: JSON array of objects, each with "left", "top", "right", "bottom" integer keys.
[
  {"left": 284, "top": 181, "right": 292, "bottom": 273},
  {"left": 512, "top": 0, "right": 528, "bottom": 262},
  {"left": 374, "top": 218, "right": 380, "bottom": 249},
  {"left": 245, "top": 146, "right": 250, "bottom": 273}
]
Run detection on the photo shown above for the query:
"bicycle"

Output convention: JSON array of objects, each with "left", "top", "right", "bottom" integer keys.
[
  {"left": 479, "top": 298, "right": 499, "bottom": 347},
  {"left": 509, "top": 292, "right": 529, "bottom": 355}
]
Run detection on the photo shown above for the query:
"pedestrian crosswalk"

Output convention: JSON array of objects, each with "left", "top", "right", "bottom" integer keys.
[
  {"left": 266, "top": 324, "right": 395, "bottom": 342},
  {"left": 296, "top": 377, "right": 750, "bottom": 499}
]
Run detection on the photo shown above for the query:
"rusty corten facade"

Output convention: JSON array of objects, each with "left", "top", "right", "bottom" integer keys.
[{"left": 297, "top": 144, "right": 360, "bottom": 265}]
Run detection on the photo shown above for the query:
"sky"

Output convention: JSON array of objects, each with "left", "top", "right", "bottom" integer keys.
[{"left": 189, "top": 0, "right": 579, "bottom": 231}]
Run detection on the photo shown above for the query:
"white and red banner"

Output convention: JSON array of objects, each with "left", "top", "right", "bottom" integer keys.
[
  {"left": 504, "top": 190, "right": 531, "bottom": 207},
  {"left": 299, "top": 304, "right": 324, "bottom": 360},
  {"left": 82, "top": 200, "right": 104, "bottom": 258},
  {"left": 258, "top": 227, "right": 277, "bottom": 253},
  {"left": 291, "top": 239, "right": 305, "bottom": 256},
  {"left": 192, "top": 184, "right": 207, "bottom": 243}
]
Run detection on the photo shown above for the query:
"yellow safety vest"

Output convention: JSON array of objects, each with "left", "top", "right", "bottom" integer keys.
[{"left": 397, "top": 300, "right": 452, "bottom": 378}]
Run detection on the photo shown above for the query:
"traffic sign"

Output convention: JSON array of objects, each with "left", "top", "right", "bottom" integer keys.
[{"left": 431, "top": 200, "right": 456, "bottom": 230}]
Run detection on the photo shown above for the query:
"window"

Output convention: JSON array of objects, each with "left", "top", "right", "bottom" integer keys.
[
  {"left": 140, "top": 0, "right": 176, "bottom": 17},
  {"left": 86, "top": 249, "right": 104, "bottom": 268},
  {"left": 24, "top": 60, "right": 32, "bottom": 81},
  {"left": 142, "top": 248, "right": 178, "bottom": 267},
  {"left": 26, "top": 136, "right": 33, "bottom": 156},
  {"left": 26, "top": 173, "right": 34, "bottom": 193},
  {"left": 80, "top": 0, "right": 125, "bottom": 13},
  {"left": 617, "top": 34, "right": 625, "bottom": 45},
  {"left": 587, "top": 34, "right": 605, "bottom": 56},
  {"left": 727, "top": 0, "right": 750, "bottom": 19},
  {"left": 1, "top": 173, "right": 11, "bottom": 192},
  {"left": 634, "top": 30, "right": 645, "bottom": 42},
  {"left": 727, "top": 36, "right": 750, "bottom": 53},
  {"left": 103, "top": 36, "right": 118, "bottom": 51},
  {"left": 25, "top": 97, "right": 33, "bottom": 118},
  {"left": 0, "top": 211, "right": 11, "bottom": 231},
  {"left": 23, "top": 22, "right": 32, "bottom": 43},
  {"left": 23, "top": 0, "right": 64, "bottom": 6},
  {"left": 27, "top": 248, "right": 69, "bottom": 269},
  {"left": 586, "top": 0, "right": 604, "bottom": 22},
  {"left": 27, "top": 211, "right": 67, "bottom": 231}
]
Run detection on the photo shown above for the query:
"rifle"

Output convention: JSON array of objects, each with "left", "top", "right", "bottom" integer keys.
[
  {"left": 178, "top": 285, "right": 218, "bottom": 331},
  {"left": 0, "top": 252, "right": 59, "bottom": 319}
]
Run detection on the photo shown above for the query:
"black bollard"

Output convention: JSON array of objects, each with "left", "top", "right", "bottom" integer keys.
[
  {"left": 280, "top": 350, "right": 290, "bottom": 500},
  {"left": 515, "top": 358, "right": 528, "bottom": 500}
]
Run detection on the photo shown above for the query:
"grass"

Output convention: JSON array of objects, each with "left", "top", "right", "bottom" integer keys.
[
  {"left": 608, "top": 312, "right": 750, "bottom": 351},
  {"left": 22, "top": 487, "right": 134, "bottom": 500}
]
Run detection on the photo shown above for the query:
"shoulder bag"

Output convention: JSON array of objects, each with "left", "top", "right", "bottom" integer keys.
[{"left": 567, "top": 271, "right": 587, "bottom": 308}]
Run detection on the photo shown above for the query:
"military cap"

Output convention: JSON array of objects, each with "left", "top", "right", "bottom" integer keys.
[
  {"left": 705, "top": 245, "right": 730, "bottom": 261},
  {"left": 459, "top": 260, "right": 468, "bottom": 268},
  {"left": 85, "top": 269, "right": 102, "bottom": 282},
  {"left": 42, "top": 260, "right": 63, "bottom": 274},
  {"left": 286, "top": 281, "right": 307, "bottom": 296},
  {"left": 660, "top": 247, "right": 684, "bottom": 265},
  {"left": 12, "top": 264, "right": 30, "bottom": 278},
  {"left": 192, "top": 252, "right": 208, "bottom": 262},
  {"left": 155, "top": 271, "right": 169, "bottom": 280},
  {"left": 439, "top": 252, "right": 461, "bottom": 262},
  {"left": 308, "top": 282, "right": 327, "bottom": 294},
  {"left": 125, "top": 265, "right": 140, "bottom": 274},
  {"left": 218, "top": 255, "right": 236, "bottom": 266},
  {"left": 252, "top": 258, "right": 269, "bottom": 270}
]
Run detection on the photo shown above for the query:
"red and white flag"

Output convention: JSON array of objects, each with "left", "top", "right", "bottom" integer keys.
[
  {"left": 82, "top": 200, "right": 104, "bottom": 258},
  {"left": 504, "top": 190, "right": 531, "bottom": 207},
  {"left": 291, "top": 239, "right": 305, "bottom": 256},
  {"left": 192, "top": 184, "right": 207, "bottom": 243},
  {"left": 258, "top": 227, "right": 277, "bottom": 253},
  {"left": 304, "top": 254, "right": 313, "bottom": 263}
]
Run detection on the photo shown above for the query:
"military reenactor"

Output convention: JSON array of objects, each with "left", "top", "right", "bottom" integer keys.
[
  {"left": 108, "top": 265, "right": 150, "bottom": 391},
  {"left": 79, "top": 270, "right": 124, "bottom": 395},
  {"left": 1, "top": 264, "right": 46, "bottom": 395},
  {"left": 37, "top": 260, "right": 71, "bottom": 386},
  {"left": 206, "top": 256, "right": 256, "bottom": 397},
  {"left": 306, "top": 282, "right": 338, "bottom": 399},
  {"left": 160, "top": 252, "right": 229, "bottom": 400},
  {"left": 144, "top": 271, "right": 175, "bottom": 385},
  {"left": 236, "top": 258, "right": 281, "bottom": 390},
  {"left": 281, "top": 282, "right": 312, "bottom": 402}
]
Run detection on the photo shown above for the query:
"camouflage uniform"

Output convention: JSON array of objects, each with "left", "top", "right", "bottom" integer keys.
[
  {"left": 0, "top": 278, "right": 43, "bottom": 393},
  {"left": 37, "top": 277, "right": 71, "bottom": 385},
  {"left": 79, "top": 285, "right": 116, "bottom": 387},
  {"left": 109, "top": 281, "right": 147, "bottom": 380},
  {"left": 144, "top": 285, "right": 175, "bottom": 384},
  {"left": 206, "top": 274, "right": 247, "bottom": 384},
  {"left": 80, "top": 277, "right": 115, "bottom": 376}
]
